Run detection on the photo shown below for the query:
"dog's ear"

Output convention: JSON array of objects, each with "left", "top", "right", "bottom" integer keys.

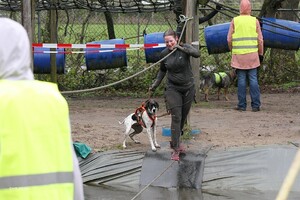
[
  {"left": 144, "top": 99, "right": 150, "bottom": 108},
  {"left": 132, "top": 114, "right": 138, "bottom": 121},
  {"left": 143, "top": 99, "right": 149, "bottom": 108}
]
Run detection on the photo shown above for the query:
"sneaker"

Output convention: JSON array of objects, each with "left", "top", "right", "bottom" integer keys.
[
  {"left": 177, "top": 143, "right": 186, "bottom": 154},
  {"left": 170, "top": 142, "right": 186, "bottom": 154},
  {"left": 252, "top": 107, "right": 260, "bottom": 112},
  {"left": 171, "top": 150, "right": 180, "bottom": 161},
  {"left": 234, "top": 106, "right": 246, "bottom": 111}
]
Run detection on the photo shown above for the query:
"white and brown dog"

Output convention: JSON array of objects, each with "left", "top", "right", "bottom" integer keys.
[{"left": 119, "top": 99, "right": 160, "bottom": 152}]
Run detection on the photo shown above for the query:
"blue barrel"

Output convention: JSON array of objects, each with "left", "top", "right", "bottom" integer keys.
[
  {"left": 144, "top": 32, "right": 165, "bottom": 63},
  {"left": 204, "top": 22, "right": 230, "bottom": 54},
  {"left": 85, "top": 39, "right": 127, "bottom": 70},
  {"left": 262, "top": 17, "right": 300, "bottom": 50},
  {"left": 33, "top": 48, "right": 65, "bottom": 74}
]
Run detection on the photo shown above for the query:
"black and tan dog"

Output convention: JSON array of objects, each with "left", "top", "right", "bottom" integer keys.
[{"left": 200, "top": 69, "right": 236, "bottom": 102}]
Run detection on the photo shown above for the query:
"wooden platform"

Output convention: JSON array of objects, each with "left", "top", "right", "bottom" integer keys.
[{"left": 139, "top": 142, "right": 211, "bottom": 189}]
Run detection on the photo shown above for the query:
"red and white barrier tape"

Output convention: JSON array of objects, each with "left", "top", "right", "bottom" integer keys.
[
  {"left": 32, "top": 43, "right": 166, "bottom": 54},
  {"left": 32, "top": 43, "right": 166, "bottom": 49},
  {"left": 32, "top": 42, "right": 199, "bottom": 54}
]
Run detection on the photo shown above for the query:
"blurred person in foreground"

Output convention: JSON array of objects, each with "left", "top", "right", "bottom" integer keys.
[
  {"left": 0, "top": 18, "right": 84, "bottom": 200},
  {"left": 149, "top": 29, "right": 200, "bottom": 161},
  {"left": 227, "top": 0, "right": 264, "bottom": 112}
]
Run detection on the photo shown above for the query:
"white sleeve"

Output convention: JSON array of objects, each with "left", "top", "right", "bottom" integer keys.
[{"left": 71, "top": 141, "right": 85, "bottom": 200}]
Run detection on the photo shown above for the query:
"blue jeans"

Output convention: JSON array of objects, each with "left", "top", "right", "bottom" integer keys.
[{"left": 236, "top": 68, "right": 261, "bottom": 109}]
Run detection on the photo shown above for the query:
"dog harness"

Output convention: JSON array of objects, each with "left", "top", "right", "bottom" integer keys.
[{"left": 134, "top": 103, "right": 156, "bottom": 128}]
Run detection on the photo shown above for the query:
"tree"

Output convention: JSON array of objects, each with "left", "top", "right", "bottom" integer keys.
[
  {"left": 99, "top": 0, "right": 116, "bottom": 39},
  {"left": 259, "top": 0, "right": 300, "bottom": 84}
]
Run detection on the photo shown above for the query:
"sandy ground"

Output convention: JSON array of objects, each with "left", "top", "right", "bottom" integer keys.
[{"left": 67, "top": 92, "right": 300, "bottom": 153}]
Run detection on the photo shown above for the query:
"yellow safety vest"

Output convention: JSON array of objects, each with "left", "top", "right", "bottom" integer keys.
[
  {"left": 0, "top": 80, "right": 74, "bottom": 200},
  {"left": 232, "top": 15, "right": 258, "bottom": 54}
]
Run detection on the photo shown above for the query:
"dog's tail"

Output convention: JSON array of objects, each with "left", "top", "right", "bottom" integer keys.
[{"left": 118, "top": 119, "right": 125, "bottom": 125}]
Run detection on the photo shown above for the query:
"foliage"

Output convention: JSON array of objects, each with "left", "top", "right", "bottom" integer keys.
[{"left": 181, "top": 123, "right": 193, "bottom": 141}]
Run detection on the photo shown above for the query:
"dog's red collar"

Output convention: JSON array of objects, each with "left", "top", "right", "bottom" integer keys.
[{"left": 134, "top": 103, "right": 156, "bottom": 128}]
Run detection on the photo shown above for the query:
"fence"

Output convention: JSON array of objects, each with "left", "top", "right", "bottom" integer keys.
[{"left": 0, "top": 2, "right": 299, "bottom": 94}]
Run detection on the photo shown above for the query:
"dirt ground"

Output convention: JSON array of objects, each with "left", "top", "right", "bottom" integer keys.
[{"left": 67, "top": 91, "right": 300, "bottom": 153}]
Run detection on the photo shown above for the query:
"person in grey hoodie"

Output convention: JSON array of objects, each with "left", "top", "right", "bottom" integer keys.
[
  {"left": 149, "top": 29, "right": 200, "bottom": 161},
  {"left": 0, "top": 18, "right": 84, "bottom": 200}
]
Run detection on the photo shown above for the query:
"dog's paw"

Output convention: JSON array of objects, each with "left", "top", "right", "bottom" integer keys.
[
  {"left": 151, "top": 148, "right": 157, "bottom": 152},
  {"left": 155, "top": 144, "right": 161, "bottom": 148},
  {"left": 134, "top": 140, "right": 141, "bottom": 144}
]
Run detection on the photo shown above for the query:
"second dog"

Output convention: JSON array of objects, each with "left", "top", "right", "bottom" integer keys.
[{"left": 200, "top": 69, "right": 236, "bottom": 102}]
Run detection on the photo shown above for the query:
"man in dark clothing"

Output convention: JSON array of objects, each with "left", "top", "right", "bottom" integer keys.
[{"left": 149, "top": 29, "right": 200, "bottom": 161}]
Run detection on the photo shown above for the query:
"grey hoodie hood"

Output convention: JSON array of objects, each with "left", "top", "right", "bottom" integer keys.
[{"left": 0, "top": 18, "right": 34, "bottom": 80}]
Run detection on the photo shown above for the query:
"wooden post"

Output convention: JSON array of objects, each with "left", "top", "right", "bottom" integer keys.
[
  {"left": 184, "top": 0, "right": 200, "bottom": 128},
  {"left": 22, "top": 0, "right": 33, "bottom": 71},
  {"left": 50, "top": 3, "right": 57, "bottom": 83},
  {"left": 185, "top": 0, "right": 200, "bottom": 102},
  {"left": 31, "top": 1, "right": 35, "bottom": 44}
]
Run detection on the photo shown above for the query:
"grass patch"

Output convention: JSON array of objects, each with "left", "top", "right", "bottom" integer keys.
[
  {"left": 181, "top": 124, "right": 193, "bottom": 141},
  {"left": 281, "top": 82, "right": 300, "bottom": 90}
]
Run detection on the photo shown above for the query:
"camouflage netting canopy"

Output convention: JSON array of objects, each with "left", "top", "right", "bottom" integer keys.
[{"left": 0, "top": 0, "right": 175, "bottom": 13}]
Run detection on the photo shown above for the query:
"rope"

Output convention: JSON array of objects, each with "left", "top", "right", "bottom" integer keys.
[
  {"left": 60, "top": 48, "right": 172, "bottom": 94},
  {"left": 178, "top": 15, "right": 192, "bottom": 43},
  {"left": 276, "top": 148, "right": 300, "bottom": 200},
  {"left": 130, "top": 160, "right": 176, "bottom": 200},
  {"left": 61, "top": 16, "right": 192, "bottom": 95},
  {"left": 157, "top": 112, "right": 170, "bottom": 118}
]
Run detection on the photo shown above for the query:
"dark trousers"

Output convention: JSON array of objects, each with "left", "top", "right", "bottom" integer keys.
[{"left": 164, "top": 85, "right": 195, "bottom": 148}]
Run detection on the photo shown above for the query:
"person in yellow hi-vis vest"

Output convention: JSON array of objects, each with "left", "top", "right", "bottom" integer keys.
[
  {"left": 227, "top": 0, "right": 264, "bottom": 112},
  {"left": 0, "top": 18, "right": 84, "bottom": 200}
]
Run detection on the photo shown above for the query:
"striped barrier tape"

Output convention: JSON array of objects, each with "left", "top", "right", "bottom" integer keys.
[
  {"left": 32, "top": 42, "right": 199, "bottom": 54},
  {"left": 32, "top": 43, "right": 166, "bottom": 49},
  {"left": 33, "top": 48, "right": 142, "bottom": 54},
  {"left": 32, "top": 43, "right": 166, "bottom": 54}
]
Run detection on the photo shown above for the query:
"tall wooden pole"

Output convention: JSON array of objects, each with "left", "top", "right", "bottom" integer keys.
[
  {"left": 50, "top": 1, "right": 57, "bottom": 83},
  {"left": 22, "top": 0, "right": 33, "bottom": 71},
  {"left": 184, "top": 0, "right": 200, "bottom": 129},
  {"left": 31, "top": 1, "right": 35, "bottom": 44},
  {"left": 185, "top": 0, "right": 200, "bottom": 103}
]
